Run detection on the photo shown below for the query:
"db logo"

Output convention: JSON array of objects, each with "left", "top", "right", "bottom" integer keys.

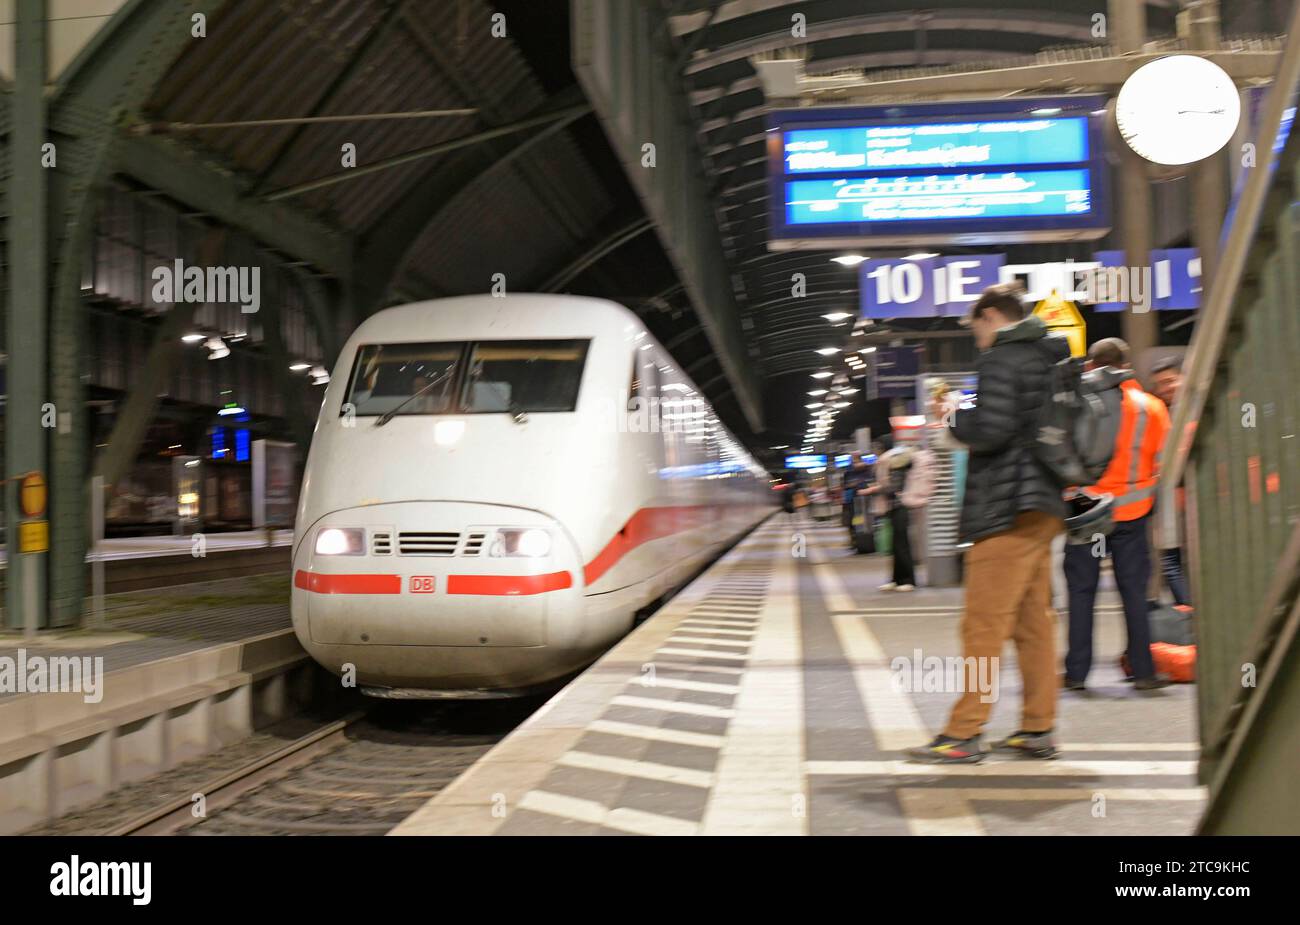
[{"left": 410, "top": 576, "right": 436, "bottom": 593}]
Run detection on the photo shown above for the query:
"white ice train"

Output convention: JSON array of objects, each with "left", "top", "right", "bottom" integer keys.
[{"left": 291, "top": 294, "right": 773, "bottom": 697}]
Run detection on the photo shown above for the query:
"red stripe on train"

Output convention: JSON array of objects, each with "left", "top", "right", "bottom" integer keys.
[
  {"left": 582, "top": 504, "right": 719, "bottom": 587},
  {"left": 294, "top": 570, "right": 402, "bottom": 594},
  {"left": 446, "top": 571, "right": 572, "bottom": 596}
]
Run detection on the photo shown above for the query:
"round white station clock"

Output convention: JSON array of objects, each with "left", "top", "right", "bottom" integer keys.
[{"left": 1115, "top": 54, "right": 1242, "bottom": 166}]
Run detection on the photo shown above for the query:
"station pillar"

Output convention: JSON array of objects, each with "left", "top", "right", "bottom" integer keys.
[{"left": 5, "top": 0, "right": 50, "bottom": 630}]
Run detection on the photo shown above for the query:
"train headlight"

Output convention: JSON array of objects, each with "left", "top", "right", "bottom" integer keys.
[
  {"left": 491, "top": 528, "right": 552, "bottom": 558},
  {"left": 315, "top": 527, "right": 365, "bottom": 556}
]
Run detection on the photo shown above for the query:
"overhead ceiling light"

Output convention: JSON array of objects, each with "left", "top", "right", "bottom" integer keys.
[
  {"left": 217, "top": 404, "right": 246, "bottom": 416},
  {"left": 815, "top": 347, "right": 841, "bottom": 356},
  {"left": 309, "top": 365, "right": 330, "bottom": 385},
  {"left": 821, "top": 312, "right": 853, "bottom": 322},
  {"left": 808, "top": 389, "right": 827, "bottom": 396},
  {"left": 905, "top": 252, "right": 939, "bottom": 260},
  {"left": 1031, "top": 107, "right": 1062, "bottom": 116},
  {"left": 181, "top": 333, "right": 205, "bottom": 344},
  {"left": 805, "top": 403, "right": 821, "bottom": 409},
  {"left": 839, "top": 387, "right": 859, "bottom": 395},
  {"left": 834, "top": 402, "right": 850, "bottom": 409},
  {"left": 205, "top": 336, "right": 229, "bottom": 360},
  {"left": 771, "top": 445, "right": 789, "bottom": 450},
  {"left": 289, "top": 362, "right": 311, "bottom": 372},
  {"left": 831, "top": 254, "right": 866, "bottom": 267},
  {"left": 811, "top": 371, "right": 833, "bottom": 379},
  {"left": 858, "top": 346, "right": 877, "bottom": 354}
]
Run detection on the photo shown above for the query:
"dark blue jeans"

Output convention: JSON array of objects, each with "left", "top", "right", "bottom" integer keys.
[
  {"left": 1063, "top": 514, "right": 1156, "bottom": 682},
  {"left": 1161, "top": 547, "right": 1192, "bottom": 607}
]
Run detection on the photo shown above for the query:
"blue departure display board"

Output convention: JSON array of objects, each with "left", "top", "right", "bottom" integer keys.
[{"left": 767, "top": 97, "right": 1111, "bottom": 247}]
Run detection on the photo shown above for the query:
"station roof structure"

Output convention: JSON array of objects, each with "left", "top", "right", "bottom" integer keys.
[{"left": 20, "top": 0, "right": 1290, "bottom": 456}]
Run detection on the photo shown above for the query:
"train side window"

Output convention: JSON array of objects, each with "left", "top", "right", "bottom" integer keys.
[{"left": 627, "top": 357, "right": 642, "bottom": 411}]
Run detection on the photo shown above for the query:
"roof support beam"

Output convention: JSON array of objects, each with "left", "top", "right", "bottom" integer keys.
[
  {"left": 262, "top": 99, "right": 590, "bottom": 202},
  {"left": 251, "top": 0, "right": 412, "bottom": 191},
  {"left": 539, "top": 218, "right": 656, "bottom": 292},
  {"left": 843, "top": 50, "right": 1280, "bottom": 97},
  {"left": 352, "top": 86, "right": 591, "bottom": 313},
  {"left": 42, "top": 0, "right": 224, "bottom": 627},
  {"left": 573, "top": 0, "right": 764, "bottom": 430},
  {"left": 112, "top": 134, "right": 353, "bottom": 278}
]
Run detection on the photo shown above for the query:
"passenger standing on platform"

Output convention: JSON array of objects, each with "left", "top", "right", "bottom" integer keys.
[
  {"left": 842, "top": 453, "right": 871, "bottom": 542},
  {"left": 871, "top": 436, "right": 935, "bottom": 591},
  {"left": 1062, "top": 339, "right": 1171, "bottom": 691},
  {"left": 1150, "top": 355, "right": 1192, "bottom": 607},
  {"left": 907, "top": 283, "right": 1068, "bottom": 764}
]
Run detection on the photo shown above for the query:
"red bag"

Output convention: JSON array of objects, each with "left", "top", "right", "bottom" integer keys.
[
  {"left": 1150, "top": 642, "right": 1196, "bottom": 682},
  {"left": 1119, "top": 643, "right": 1197, "bottom": 683}
]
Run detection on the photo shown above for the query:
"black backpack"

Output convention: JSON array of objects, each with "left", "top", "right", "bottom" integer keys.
[{"left": 1029, "top": 345, "right": 1124, "bottom": 489}]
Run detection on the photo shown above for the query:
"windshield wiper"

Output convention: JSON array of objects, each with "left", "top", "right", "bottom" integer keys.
[{"left": 375, "top": 365, "right": 455, "bottom": 426}]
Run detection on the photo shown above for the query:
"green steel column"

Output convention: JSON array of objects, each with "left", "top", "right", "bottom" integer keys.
[{"left": 6, "top": 0, "right": 49, "bottom": 630}]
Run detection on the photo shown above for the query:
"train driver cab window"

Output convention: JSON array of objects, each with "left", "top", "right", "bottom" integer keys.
[
  {"left": 460, "top": 339, "right": 589, "bottom": 413},
  {"left": 345, "top": 342, "right": 461, "bottom": 417}
]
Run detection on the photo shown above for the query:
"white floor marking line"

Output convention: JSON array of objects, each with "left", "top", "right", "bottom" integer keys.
[
  {"left": 807, "top": 535, "right": 987, "bottom": 836},
  {"left": 612, "top": 694, "right": 736, "bottom": 719},
  {"left": 804, "top": 759, "right": 1198, "bottom": 777},
  {"left": 588, "top": 719, "right": 725, "bottom": 749},
  {"left": 646, "top": 660, "right": 746, "bottom": 676},
  {"left": 655, "top": 646, "right": 748, "bottom": 662},
  {"left": 666, "top": 636, "right": 751, "bottom": 650},
  {"left": 676, "top": 624, "right": 755, "bottom": 636},
  {"left": 896, "top": 788, "right": 984, "bottom": 836},
  {"left": 700, "top": 541, "right": 807, "bottom": 836},
  {"left": 916, "top": 787, "right": 1208, "bottom": 802},
  {"left": 560, "top": 750, "right": 714, "bottom": 789},
  {"left": 517, "top": 790, "right": 699, "bottom": 836},
  {"left": 1059, "top": 743, "right": 1199, "bottom": 752},
  {"left": 636, "top": 675, "right": 740, "bottom": 695}
]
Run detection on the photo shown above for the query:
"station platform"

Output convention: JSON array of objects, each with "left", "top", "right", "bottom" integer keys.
[
  {"left": 393, "top": 517, "right": 1204, "bottom": 836},
  {"left": 0, "top": 575, "right": 291, "bottom": 697},
  {"left": 0, "top": 529, "right": 293, "bottom": 566}
]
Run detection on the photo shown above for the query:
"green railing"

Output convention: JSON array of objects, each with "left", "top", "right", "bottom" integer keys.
[{"left": 1161, "top": 12, "right": 1300, "bottom": 834}]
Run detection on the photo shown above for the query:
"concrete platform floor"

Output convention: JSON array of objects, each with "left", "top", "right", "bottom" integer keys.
[
  {"left": 0, "top": 574, "right": 290, "bottom": 701},
  {"left": 394, "top": 516, "right": 1202, "bottom": 836}
]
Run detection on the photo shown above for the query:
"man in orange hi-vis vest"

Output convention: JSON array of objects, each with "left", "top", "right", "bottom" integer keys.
[{"left": 1063, "top": 338, "right": 1171, "bottom": 691}]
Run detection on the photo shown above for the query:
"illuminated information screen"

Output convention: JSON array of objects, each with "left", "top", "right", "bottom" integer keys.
[{"left": 767, "top": 98, "right": 1110, "bottom": 247}]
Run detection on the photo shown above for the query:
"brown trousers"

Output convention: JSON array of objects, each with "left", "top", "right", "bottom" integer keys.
[{"left": 944, "top": 511, "right": 1065, "bottom": 740}]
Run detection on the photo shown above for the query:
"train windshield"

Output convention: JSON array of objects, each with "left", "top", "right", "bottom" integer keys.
[
  {"left": 344, "top": 339, "right": 590, "bottom": 417},
  {"left": 460, "top": 340, "right": 589, "bottom": 413},
  {"left": 346, "top": 342, "right": 460, "bottom": 417}
]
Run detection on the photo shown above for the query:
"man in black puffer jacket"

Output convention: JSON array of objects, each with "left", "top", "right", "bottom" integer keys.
[{"left": 908, "top": 283, "right": 1069, "bottom": 764}]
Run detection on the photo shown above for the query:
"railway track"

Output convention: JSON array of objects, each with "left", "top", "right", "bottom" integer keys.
[{"left": 110, "top": 698, "right": 542, "bottom": 836}]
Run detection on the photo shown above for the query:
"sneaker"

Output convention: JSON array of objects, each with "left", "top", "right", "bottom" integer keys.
[
  {"left": 878, "top": 582, "right": 898, "bottom": 591},
  {"left": 1062, "top": 676, "right": 1087, "bottom": 691},
  {"left": 1134, "top": 676, "right": 1171, "bottom": 691},
  {"left": 992, "top": 729, "right": 1058, "bottom": 759},
  {"left": 905, "top": 734, "right": 986, "bottom": 764},
  {"left": 896, "top": 583, "right": 915, "bottom": 592}
]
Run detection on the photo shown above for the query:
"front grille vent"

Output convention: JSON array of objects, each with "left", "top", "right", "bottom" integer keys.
[
  {"left": 398, "top": 532, "right": 461, "bottom": 556},
  {"left": 462, "top": 532, "right": 487, "bottom": 556},
  {"left": 372, "top": 532, "right": 393, "bottom": 556}
]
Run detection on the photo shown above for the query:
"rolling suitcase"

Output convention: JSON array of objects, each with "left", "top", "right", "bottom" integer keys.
[{"left": 850, "top": 494, "right": 875, "bottom": 554}]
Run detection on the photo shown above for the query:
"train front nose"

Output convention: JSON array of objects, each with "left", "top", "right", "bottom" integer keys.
[{"left": 291, "top": 501, "right": 584, "bottom": 692}]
